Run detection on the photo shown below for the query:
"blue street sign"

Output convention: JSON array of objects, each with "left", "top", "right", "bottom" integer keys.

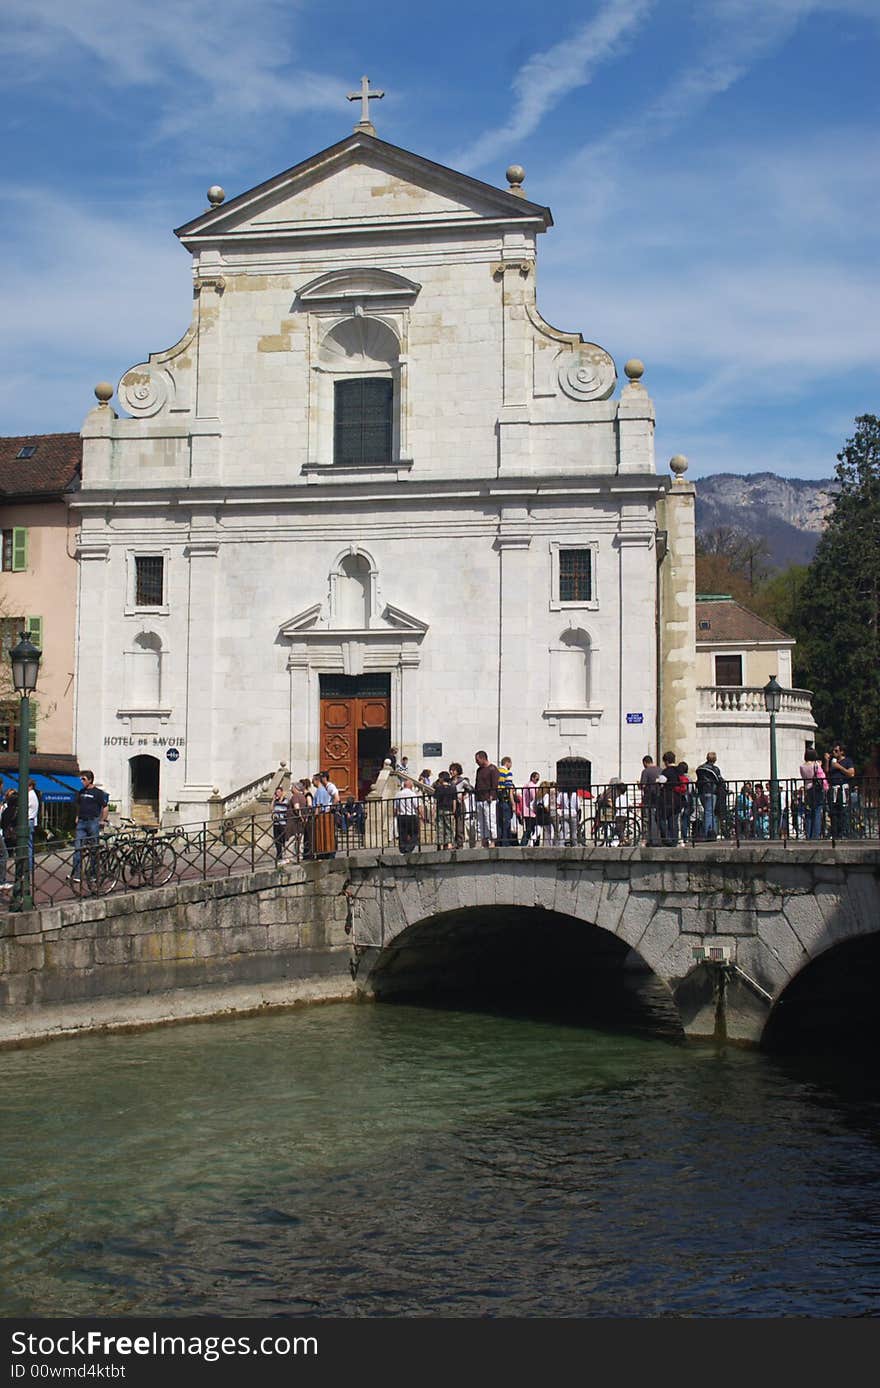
[
  {"left": 166, "top": 747, "right": 180, "bottom": 762},
  {"left": 626, "top": 713, "right": 644, "bottom": 724}
]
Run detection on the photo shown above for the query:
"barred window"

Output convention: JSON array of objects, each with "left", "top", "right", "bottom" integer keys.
[
  {"left": 135, "top": 556, "right": 164, "bottom": 607},
  {"left": 559, "top": 549, "right": 591, "bottom": 603},
  {"left": 334, "top": 379, "right": 393, "bottom": 466}
]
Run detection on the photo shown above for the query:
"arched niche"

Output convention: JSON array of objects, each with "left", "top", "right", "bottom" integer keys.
[
  {"left": 329, "top": 547, "right": 380, "bottom": 630},
  {"left": 550, "top": 627, "right": 592, "bottom": 708},
  {"left": 319, "top": 316, "right": 400, "bottom": 371},
  {"left": 124, "top": 630, "right": 163, "bottom": 707}
]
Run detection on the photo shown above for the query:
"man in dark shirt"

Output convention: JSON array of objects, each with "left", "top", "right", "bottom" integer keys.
[
  {"left": 695, "top": 752, "right": 725, "bottom": 841},
  {"left": 474, "top": 750, "right": 500, "bottom": 848},
  {"left": 639, "top": 756, "right": 666, "bottom": 846},
  {"left": 71, "top": 770, "right": 109, "bottom": 882},
  {"left": 825, "top": 742, "right": 855, "bottom": 838}
]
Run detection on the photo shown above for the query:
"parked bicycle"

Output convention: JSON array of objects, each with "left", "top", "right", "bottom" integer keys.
[{"left": 74, "top": 819, "right": 178, "bottom": 895}]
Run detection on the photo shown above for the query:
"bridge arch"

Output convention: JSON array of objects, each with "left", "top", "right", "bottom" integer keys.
[
  {"left": 343, "top": 847, "right": 880, "bottom": 1045},
  {"left": 360, "top": 904, "right": 685, "bottom": 1036}
]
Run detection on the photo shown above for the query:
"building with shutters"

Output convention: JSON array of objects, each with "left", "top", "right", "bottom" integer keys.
[
  {"left": 74, "top": 105, "right": 699, "bottom": 825},
  {"left": 0, "top": 433, "right": 81, "bottom": 778}
]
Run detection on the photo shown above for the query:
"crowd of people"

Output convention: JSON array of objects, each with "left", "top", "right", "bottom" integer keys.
[{"left": 266, "top": 740, "right": 868, "bottom": 861}]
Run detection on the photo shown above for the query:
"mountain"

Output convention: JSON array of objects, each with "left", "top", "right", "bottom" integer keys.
[{"left": 693, "top": 472, "right": 838, "bottom": 568}]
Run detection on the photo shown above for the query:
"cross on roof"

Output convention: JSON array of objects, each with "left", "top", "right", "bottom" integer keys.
[{"left": 347, "top": 75, "right": 384, "bottom": 134}]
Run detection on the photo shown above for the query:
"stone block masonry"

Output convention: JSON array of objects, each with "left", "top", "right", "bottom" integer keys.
[{"left": 0, "top": 845, "right": 877, "bottom": 1048}]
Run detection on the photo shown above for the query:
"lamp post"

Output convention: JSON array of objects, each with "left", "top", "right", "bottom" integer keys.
[
  {"left": 9, "top": 632, "right": 42, "bottom": 912},
  {"left": 763, "top": 674, "right": 782, "bottom": 839}
]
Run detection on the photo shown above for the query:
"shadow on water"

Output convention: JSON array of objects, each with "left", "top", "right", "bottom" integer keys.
[{"left": 366, "top": 904, "right": 686, "bottom": 1043}]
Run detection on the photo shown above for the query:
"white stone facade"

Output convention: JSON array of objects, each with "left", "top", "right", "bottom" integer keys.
[{"left": 75, "top": 132, "right": 687, "bottom": 823}]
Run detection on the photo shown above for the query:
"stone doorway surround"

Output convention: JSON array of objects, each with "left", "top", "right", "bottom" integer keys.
[{"left": 279, "top": 598, "right": 428, "bottom": 779}]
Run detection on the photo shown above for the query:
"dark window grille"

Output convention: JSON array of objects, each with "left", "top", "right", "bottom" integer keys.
[
  {"left": 556, "top": 757, "right": 591, "bottom": 790},
  {"left": 319, "top": 674, "right": 391, "bottom": 699},
  {"left": 715, "top": 655, "right": 743, "bottom": 686},
  {"left": 135, "top": 556, "right": 164, "bottom": 606},
  {"left": 1, "top": 531, "right": 12, "bottom": 571},
  {"left": 559, "top": 548, "right": 591, "bottom": 602},
  {"left": 334, "top": 378, "right": 393, "bottom": 466}
]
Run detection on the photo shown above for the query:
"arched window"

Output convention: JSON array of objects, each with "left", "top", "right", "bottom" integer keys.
[
  {"left": 550, "top": 628, "right": 591, "bottom": 708},
  {"left": 319, "top": 318, "right": 400, "bottom": 467},
  {"left": 125, "top": 631, "right": 162, "bottom": 707}
]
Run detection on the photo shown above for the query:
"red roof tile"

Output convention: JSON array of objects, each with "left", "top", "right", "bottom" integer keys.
[
  {"left": 695, "top": 599, "right": 792, "bottom": 644},
  {"left": 0, "top": 434, "right": 81, "bottom": 499}
]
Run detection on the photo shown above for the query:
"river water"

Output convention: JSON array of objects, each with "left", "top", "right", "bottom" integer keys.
[{"left": 1, "top": 988, "right": 878, "bottom": 1318}]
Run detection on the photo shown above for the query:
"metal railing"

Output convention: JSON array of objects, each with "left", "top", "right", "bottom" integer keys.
[{"left": 2, "top": 780, "right": 877, "bottom": 912}]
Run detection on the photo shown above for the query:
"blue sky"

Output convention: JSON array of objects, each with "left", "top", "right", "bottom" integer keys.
[{"left": 1, "top": 0, "right": 877, "bottom": 478}]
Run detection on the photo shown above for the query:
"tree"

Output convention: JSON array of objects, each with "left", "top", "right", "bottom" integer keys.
[
  {"left": 695, "top": 526, "right": 772, "bottom": 602},
  {"left": 793, "top": 415, "right": 880, "bottom": 765}
]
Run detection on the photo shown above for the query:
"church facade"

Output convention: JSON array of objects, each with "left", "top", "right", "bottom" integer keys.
[{"left": 75, "top": 116, "right": 696, "bottom": 824}]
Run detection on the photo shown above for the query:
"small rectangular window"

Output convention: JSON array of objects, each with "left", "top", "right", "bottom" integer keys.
[
  {"left": 0, "top": 618, "right": 23, "bottom": 657},
  {"left": 0, "top": 530, "right": 26, "bottom": 571},
  {"left": 559, "top": 548, "right": 592, "bottom": 603},
  {"left": 135, "top": 556, "right": 164, "bottom": 606},
  {"left": 334, "top": 378, "right": 393, "bottom": 466},
  {"left": 16, "top": 446, "right": 36, "bottom": 460},
  {"left": 715, "top": 654, "right": 743, "bottom": 686},
  {"left": 0, "top": 700, "right": 37, "bottom": 753}
]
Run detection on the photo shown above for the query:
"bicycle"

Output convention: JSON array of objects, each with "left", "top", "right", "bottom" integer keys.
[
  {"left": 75, "top": 821, "right": 178, "bottom": 895},
  {"left": 591, "top": 813, "right": 643, "bottom": 847},
  {"left": 120, "top": 831, "right": 177, "bottom": 887}
]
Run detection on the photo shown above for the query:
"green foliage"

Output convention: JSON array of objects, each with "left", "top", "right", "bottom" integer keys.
[
  {"left": 793, "top": 415, "right": 880, "bottom": 765},
  {"left": 749, "top": 564, "right": 809, "bottom": 641}
]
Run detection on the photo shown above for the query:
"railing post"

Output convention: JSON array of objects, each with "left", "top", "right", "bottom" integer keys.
[{"left": 201, "top": 819, "right": 207, "bottom": 882}]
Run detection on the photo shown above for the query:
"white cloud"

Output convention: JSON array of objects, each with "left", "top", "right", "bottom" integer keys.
[
  {"left": 453, "top": 0, "right": 655, "bottom": 172},
  {"left": 0, "top": 186, "right": 192, "bottom": 431},
  {"left": 0, "top": 1, "right": 343, "bottom": 143}
]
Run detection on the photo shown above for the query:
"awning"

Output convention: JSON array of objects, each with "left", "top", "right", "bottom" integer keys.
[{"left": 2, "top": 771, "right": 79, "bottom": 802}]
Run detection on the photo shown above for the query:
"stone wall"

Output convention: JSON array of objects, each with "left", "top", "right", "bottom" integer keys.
[
  {"left": 0, "top": 861, "right": 356, "bottom": 1048},
  {"left": 2, "top": 846, "right": 877, "bottom": 1048}
]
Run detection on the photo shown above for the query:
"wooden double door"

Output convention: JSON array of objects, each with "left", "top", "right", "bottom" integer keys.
[{"left": 319, "top": 675, "right": 391, "bottom": 800}]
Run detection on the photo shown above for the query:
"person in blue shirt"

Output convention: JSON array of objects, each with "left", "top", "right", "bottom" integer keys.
[{"left": 70, "top": 771, "right": 109, "bottom": 882}]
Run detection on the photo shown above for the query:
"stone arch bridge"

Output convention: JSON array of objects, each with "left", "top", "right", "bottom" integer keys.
[
  {"left": 343, "top": 845, "right": 880, "bottom": 1043},
  {"left": 1, "top": 845, "right": 878, "bottom": 1047}
]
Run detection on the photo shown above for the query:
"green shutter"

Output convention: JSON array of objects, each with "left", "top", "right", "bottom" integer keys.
[
  {"left": 28, "top": 701, "right": 38, "bottom": 754},
  {"left": 12, "top": 528, "right": 28, "bottom": 572},
  {"left": 27, "top": 616, "right": 43, "bottom": 650}
]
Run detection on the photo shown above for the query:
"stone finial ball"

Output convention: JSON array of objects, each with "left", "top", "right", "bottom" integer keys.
[
  {"left": 624, "top": 359, "right": 645, "bottom": 381},
  {"left": 207, "top": 185, "right": 226, "bottom": 206},
  {"left": 94, "top": 382, "right": 114, "bottom": 404},
  {"left": 669, "top": 454, "right": 689, "bottom": 477},
  {"left": 506, "top": 164, "right": 526, "bottom": 187}
]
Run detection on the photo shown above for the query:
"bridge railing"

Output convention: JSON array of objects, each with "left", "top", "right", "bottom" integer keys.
[{"left": 5, "top": 779, "right": 878, "bottom": 911}]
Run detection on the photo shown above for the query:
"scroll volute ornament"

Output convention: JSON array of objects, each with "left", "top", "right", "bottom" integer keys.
[
  {"left": 119, "top": 366, "right": 172, "bottom": 418},
  {"left": 556, "top": 344, "right": 617, "bottom": 402}
]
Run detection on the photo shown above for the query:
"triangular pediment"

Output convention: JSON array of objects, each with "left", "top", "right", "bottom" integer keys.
[
  {"left": 176, "top": 134, "right": 551, "bottom": 246},
  {"left": 279, "top": 599, "right": 428, "bottom": 640}
]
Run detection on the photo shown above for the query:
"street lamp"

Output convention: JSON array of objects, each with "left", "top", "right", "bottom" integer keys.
[
  {"left": 9, "top": 631, "right": 42, "bottom": 911},
  {"left": 763, "top": 674, "right": 782, "bottom": 838}
]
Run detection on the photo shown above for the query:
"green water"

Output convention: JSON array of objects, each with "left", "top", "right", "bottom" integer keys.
[{"left": 1, "top": 994, "right": 878, "bottom": 1317}]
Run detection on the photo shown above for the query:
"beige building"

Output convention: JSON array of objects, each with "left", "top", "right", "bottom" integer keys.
[
  {"left": 695, "top": 596, "right": 816, "bottom": 779},
  {"left": 0, "top": 434, "right": 80, "bottom": 778}
]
